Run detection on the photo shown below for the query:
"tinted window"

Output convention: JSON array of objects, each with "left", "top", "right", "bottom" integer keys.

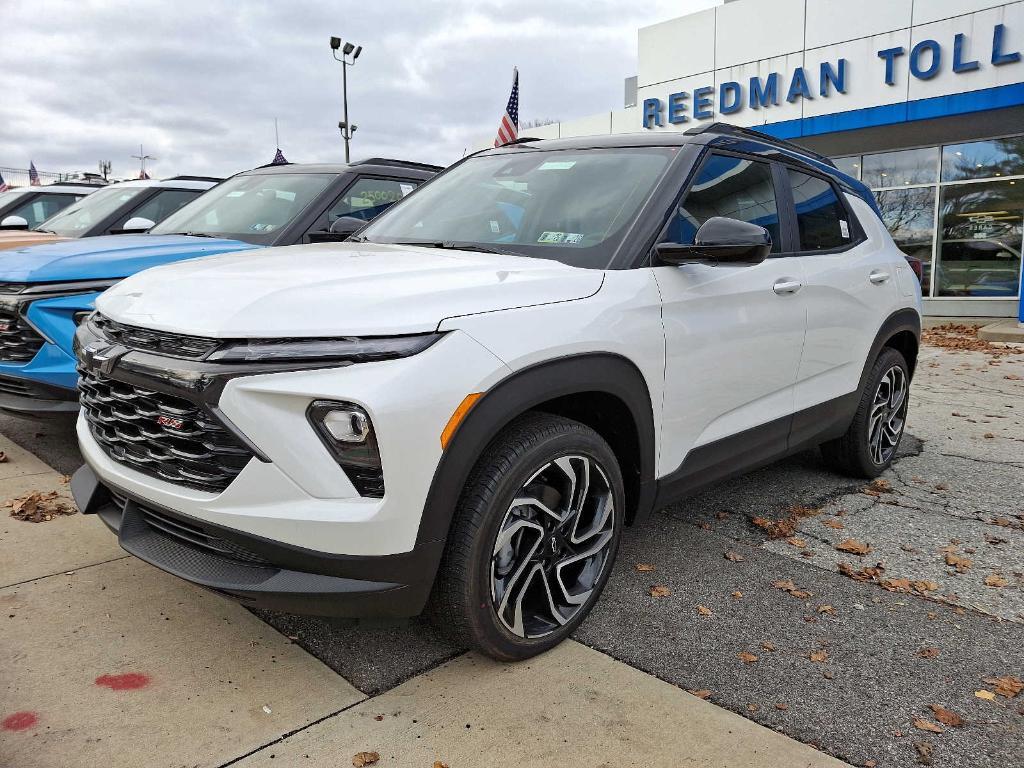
[
  {"left": 8, "top": 192, "right": 85, "bottom": 229},
  {"left": 327, "top": 178, "right": 418, "bottom": 223},
  {"left": 120, "top": 189, "right": 202, "bottom": 229},
  {"left": 360, "top": 148, "right": 675, "bottom": 269},
  {"left": 666, "top": 154, "right": 781, "bottom": 252},
  {"left": 788, "top": 169, "right": 851, "bottom": 251},
  {"left": 40, "top": 186, "right": 147, "bottom": 236}
]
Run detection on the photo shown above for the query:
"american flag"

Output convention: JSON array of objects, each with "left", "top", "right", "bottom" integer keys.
[
  {"left": 0, "top": 171, "right": 9, "bottom": 193},
  {"left": 493, "top": 68, "right": 519, "bottom": 147},
  {"left": 29, "top": 161, "right": 40, "bottom": 186},
  {"left": 138, "top": 169, "right": 150, "bottom": 180},
  {"left": 271, "top": 148, "right": 289, "bottom": 165}
]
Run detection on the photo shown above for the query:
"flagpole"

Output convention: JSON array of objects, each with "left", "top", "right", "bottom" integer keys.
[{"left": 274, "top": 118, "right": 280, "bottom": 149}]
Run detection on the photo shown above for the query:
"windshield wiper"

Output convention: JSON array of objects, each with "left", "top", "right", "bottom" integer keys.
[
  {"left": 35, "top": 229, "right": 57, "bottom": 234},
  {"left": 390, "top": 240, "right": 521, "bottom": 256},
  {"left": 166, "top": 231, "right": 219, "bottom": 238}
]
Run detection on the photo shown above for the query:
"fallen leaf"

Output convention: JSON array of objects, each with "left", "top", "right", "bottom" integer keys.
[
  {"left": 775, "top": 703, "right": 789, "bottom": 711},
  {"left": 935, "top": 483, "right": 948, "bottom": 491},
  {"left": 650, "top": 585, "right": 672, "bottom": 598},
  {"left": 761, "top": 642, "right": 776, "bottom": 652},
  {"left": 352, "top": 752, "right": 380, "bottom": 767},
  {"left": 731, "top": 590, "right": 743, "bottom": 599},
  {"left": 433, "top": 762, "right": 450, "bottom": 768},
  {"left": 786, "top": 537, "right": 807, "bottom": 548},
  {"left": 724, "top": 550, "right": 745, "bottom": 562},
  {"left": 984, "top": 574, "right": 1009, "bottom": 588},
  {"left": 1004, "top": 373, "right": 1022, "bottom": 380},
  {"left": 747, "top": 703, "right": 759, "bottom": 713},
  {"left": 696, "top": 605, "right": 712, "bottom": 616},
  {"left": 836, "top": 539, "right": 872, "bottom": 556},
  {"left": 974, "top": 689, "right": 997, "bottom": 701},
  {"left": 715, "top": 511, "right": 730, "bottom": 520},
  {"left": 688, "top": 689, "right": 712, "bottom": 700},
  {"left": 917, "top": 648, "right": 940, "bottom": 659},
  {"left": 983, "top": 432, "right": 995, "bottom": 439},
  {"left": 752, "top": 515, "right": 795, "bottom": 538},
  {"left": 914, "top": 741, "right": 934, "bottom": 766},
  {"left": 982, "top": 675, "right": 1023, "bottom": 698},
  {"left": 912, "top": 718, "right": 943, "bottom": 734},
  {"left": 928, "top": 705, "right": 965, "bottom": 727},
  {"left": 821, "top": 518, "right": 845, "bottom": 530},
  {"left": 866, "top": 760, "right": 877, "bottom": 767},
  {"left": 838, "top": 562, "right": 885, "bottom": 582},
  {"left": 635, "top": 563, "right": 656, "bottom": 572},
  {"left": 818, "top": 605, "right": 835, "bottom": 615},
  {"left": 944, "top": 551, "right": 972, "bottom": 573},
  {"left": 772, "top": 579, "right": 796, "bottom": 591},
  {"left": 737, "top": 651, "right": 758, "bottom": 663},
  {"left": 7, "top": 491, "right": 77, "bottom": 523},
  {"left": 809, "top": 649, "right": 828, "bottom": 663},
  {"left": 881, "top": 578, "right": 938, "bottom": 596},
  {"left": 373, "top": 714, "right": 384, "bottom": 721}
]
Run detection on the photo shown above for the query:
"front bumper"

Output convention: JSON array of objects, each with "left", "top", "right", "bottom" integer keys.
[
  {"left": 0, "top": 374, "right": 78, "bottom": 414},
  {"left": 71, "top": 463, "right": 444, "bottom": 617}
]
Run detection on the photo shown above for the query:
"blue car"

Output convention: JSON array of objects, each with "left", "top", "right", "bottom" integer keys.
[{"left": 0, "top": 158, "right": 438, "bottom": 415}]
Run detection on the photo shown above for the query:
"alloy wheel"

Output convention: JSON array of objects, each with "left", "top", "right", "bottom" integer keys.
[
  {"left": 490, "top": 455, "right": 615, "bottom": 639},
  {"left": 868, "top": 364, "right": 908, "bottom": 466}
]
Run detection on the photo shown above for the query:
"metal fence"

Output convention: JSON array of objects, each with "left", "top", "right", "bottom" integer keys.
[{"left": 0, "top": 166, "right": 74, "bottom": 188}]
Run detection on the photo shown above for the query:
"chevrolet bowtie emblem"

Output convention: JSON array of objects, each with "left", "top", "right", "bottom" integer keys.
[{"left": 82, "top": 342, "right": 127, "bottom": 376}]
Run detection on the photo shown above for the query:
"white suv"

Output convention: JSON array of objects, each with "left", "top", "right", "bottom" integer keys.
[{"left": 71, "top": 125, "right": 922, "bottom": 660}]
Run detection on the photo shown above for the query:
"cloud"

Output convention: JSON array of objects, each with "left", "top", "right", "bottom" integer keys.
[{"left": 0, "top": 0, "right": 718, "bottom": 178}]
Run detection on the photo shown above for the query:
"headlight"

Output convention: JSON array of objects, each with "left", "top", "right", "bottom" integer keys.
[
  {"left": 307, "top": 400, "right": 384, "bottom": 497},
  {"left": 206, "top": 333, "right": 442, "bottom": 364}
]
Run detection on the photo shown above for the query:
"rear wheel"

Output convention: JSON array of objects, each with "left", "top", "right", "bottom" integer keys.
[
  {"left": 429, "top": 412, "right": 624, "bottom": 660},
  {"left": 821, "top": 347, "right": 909, "bottom": 478}
]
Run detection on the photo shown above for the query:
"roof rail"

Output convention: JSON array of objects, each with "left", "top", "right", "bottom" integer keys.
[
  {"left": 684, "top": 122, "right": 837, "bottom": 169},
  {"left": 167, "top": 175, "right": 223, "bottom": 182},
  {"left": 352, "top": 157, "right": 444, "bottom": 172},
  {"left": 46, "top": 181, "right": 107, "bottom": 188}
]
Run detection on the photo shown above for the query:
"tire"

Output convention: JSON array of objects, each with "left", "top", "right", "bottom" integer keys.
[
  {"left": 821, "top": 347, "right": 910, "bottom": 478},
  {"left": 428, "top": 412, "right": 625, "bottom": 661}
]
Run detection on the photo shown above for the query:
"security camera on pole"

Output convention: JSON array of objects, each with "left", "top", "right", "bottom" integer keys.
[{"left": 330, "top": 36, "right": 362, "bottom": 163}]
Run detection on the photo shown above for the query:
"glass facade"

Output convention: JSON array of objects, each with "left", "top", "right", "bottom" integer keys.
[{"left": 837, "top": 135, "right": 1024, "bottom": 302}]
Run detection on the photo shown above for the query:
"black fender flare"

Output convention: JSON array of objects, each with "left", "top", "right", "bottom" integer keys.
[
  {"left": 857, "top": 307, "right": 921, "bottom": 394},
  {"left": 415, "top": 352, "right": 658, "bottom": 549}
]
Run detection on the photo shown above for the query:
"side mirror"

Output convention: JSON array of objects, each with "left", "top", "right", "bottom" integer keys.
[
  {"left": 113, "top": 216, "right": 156, "bottom": 234},
  {"left": 0, "top": 215, "right": 29, "bottom": 230},
  {"left": 309, "top": 215, "right": 365, "bottom": 243},
  {"left": 655, "top": 217, "right": 772, "bottom": 266}
]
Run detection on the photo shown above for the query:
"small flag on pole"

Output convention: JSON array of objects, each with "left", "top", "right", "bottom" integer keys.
[
  {"left": 29, "top": 162, "right": 40, "bottom": 186},
  {"left": 138, "top": 169, "right": 150, "bottom": 180},
  {"left": 0, "top": 171, "right": 9, "bottom": 193},
  {"left": 493, "top": 67, "right": 519, "bottom": 147},
  {"left": 270, "top": 148, "right": 289, "bottom": 165}
]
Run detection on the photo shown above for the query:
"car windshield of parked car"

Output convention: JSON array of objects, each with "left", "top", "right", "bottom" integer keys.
[
  {"left": 358, "top": 148, "right": 676, "bottom": 268},
  {"left": 38, "top": 185, "right": 147, "bottom": 236},
  {"left": 150, "top": 173, "right": 335, "bottom": 244}
]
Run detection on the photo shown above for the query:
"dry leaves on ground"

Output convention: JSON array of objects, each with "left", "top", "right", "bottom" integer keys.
[
  {"left": 921, "top": 323, "right": 1018, "bottom": 356},
  {"left": 809, "top": 649, "right": 828, "bottom": 663},
  {"left": 737, "top": 651, "right": 759, "bottom": 663},
  {"left": 838, "top": 562, "right": 885, "bottom": 582},
  {"left": 775, "top": 703, "right": 789, "bottom": 711},
  {"left": 752, "top": 515, "right": 796, "bottom": 539},
  {"left": 836, "top": 539, "right": 872, "bottom": 556},
  {"left": 688, "top": 689, "right": 712, "bottom": 700},
  {"left": 862, "top": 479, "right": 893, "bottom": 496},
  {"left": 771, "top": 579, "right": 812, "bottom": 599},
  {"left": 975, "top": 689, "right": 997, "bottom": 701},
  {"left": 635, "top": 563, "right": 656, "bottom": 572},
  {"left": 352, "top": 752, "right": 380, "bottom": 767},
  {"left": 650, "top": 585, "right": 672, "bottom": 598},
  {"left": 881, "top": 578, "right": 939, "bottom": 596},
  {"left": 984, "top": 574, "right": 1009, "bottom": 588},
  {"left": 433, "top": 762, "right": 450, "bottom": 768},
  {"left": 7, "top": 490, "right": 77, "bottom": 522},
  {"left": 724, "top": 550, "right": 745, "bottom": 562},
  {"left": 818, "top": 605, "right": 835, "bottom": 615},
  {"left": 943, "top": 549, "right": 973, "bottom": 573},
  {"left": 917, "top": 648, "right": 940, "bottom": 659},
  {"left": 914, "top": 741, "right": 934, "bottom": 766},
  {"left": 786, "top": 537, "right": 806, "bottom": 548},
  {"left": 731, "top": 590, "right": 743, "bottom": 599},
  {"left": 761, "top": 642, "right": 776, "bottom": 652},
  {"left": 822, "top": 518, "right": 845, "bottom": 530},
  {"left": 983, "top": 675, "right": 1023, "bottom": 698},
  {"left": 696, "top": 605, "right": 712, "bottom": 616},
  {"left": 912, "top": 717, "right": 943, "bottom": 734},
  {"left": 929, "top": 705, "right": 965, "bottom": 727}
]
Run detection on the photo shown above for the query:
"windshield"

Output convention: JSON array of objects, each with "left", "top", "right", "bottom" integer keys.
[
  {"left": 38, "top": 185, "right": 147, "bottom": 236},
  {"left": 358, "top": 147, "right": 676, "bottom": 268},
  {"left": 150, "top": 173, "right": 335, "bottom": 244}
]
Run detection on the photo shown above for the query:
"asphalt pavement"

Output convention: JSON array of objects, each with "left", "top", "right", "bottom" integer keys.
[{"left": 2, "top": 334, "right": 1021, "bottom": 768}]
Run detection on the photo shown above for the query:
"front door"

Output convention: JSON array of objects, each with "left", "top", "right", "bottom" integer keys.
[{"left": 653, "top": 153, "right": 807, "bottom": 483}]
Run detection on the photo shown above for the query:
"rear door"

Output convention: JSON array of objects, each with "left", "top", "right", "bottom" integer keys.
[
  {"left": 654, "top": 152, "right": 807, "bottom": 480},
  {"left": 784, "top": 166, "right": 904, "bottom": 430}
]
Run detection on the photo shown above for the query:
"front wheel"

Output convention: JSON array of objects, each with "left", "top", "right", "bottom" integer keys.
[
  {"left": 428, "top": 412, "right": 624, "bottom": 660},
  {"left": 821, "top": 347, "right": 910, "bottom": 478}
]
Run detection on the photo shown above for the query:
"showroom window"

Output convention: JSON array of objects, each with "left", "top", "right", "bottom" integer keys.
[{"left": 835, "top": 133, "right": 1024, "bottom": 301}]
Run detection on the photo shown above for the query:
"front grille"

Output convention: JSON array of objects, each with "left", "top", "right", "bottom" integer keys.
[
  {"left": 92, "top": 313, "right": 222, "bottom": 359},
  {"left": 109, "top": 489, "right": 269, "bottom": 565},
  {"left": 346, "top": 465, "right": 386, "bottom": 497},
  {"left": 0, "top": 310, "right": 45, "bottom": 362},
  {"left": 79, "top": 367, "right": 254, "bottom": 493}
]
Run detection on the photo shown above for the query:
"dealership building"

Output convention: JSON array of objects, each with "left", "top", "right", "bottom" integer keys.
[{"left": 525, "top": 0, "right": 1024, "bottom": 321}]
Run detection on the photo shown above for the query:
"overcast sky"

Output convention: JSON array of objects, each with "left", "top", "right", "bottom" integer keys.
[{"left": 0, "top": 0, "right": 719, "bottom": 179}]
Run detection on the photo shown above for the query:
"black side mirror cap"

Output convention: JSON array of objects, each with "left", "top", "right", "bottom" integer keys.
[{"left": 655, "top": 217, "right": 772, "bottom": 266}]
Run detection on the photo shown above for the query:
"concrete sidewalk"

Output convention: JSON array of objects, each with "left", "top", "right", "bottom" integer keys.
[{"left": 0, "top": 433, "right": 847, "bottom": 767}]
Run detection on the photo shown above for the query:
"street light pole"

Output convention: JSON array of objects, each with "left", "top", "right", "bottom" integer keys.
[{"left": 330, "top": 37, "right": 362, "bottom": 163}]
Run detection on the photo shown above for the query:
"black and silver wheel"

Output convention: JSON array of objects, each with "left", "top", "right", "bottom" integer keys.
[
  {"left": 429, "top": 412, "right": 624, "bottom": 660},
  {"left": 821, "top": 347, "right": 910, "bottom": 478}
]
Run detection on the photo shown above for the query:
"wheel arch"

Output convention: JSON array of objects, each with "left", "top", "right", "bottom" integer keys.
[
  {"left": 859, "top": 308, "right": 921, "bottom": 394},
  {"left": 415, "top": 353, "right": 658, "bottom": 550}
]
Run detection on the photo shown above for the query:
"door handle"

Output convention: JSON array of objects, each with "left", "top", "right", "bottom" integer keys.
[
  {"left": 869, "top": 270, "right": 890, "bottom": 284},
  {"left": 773, "top": 279, "right": 802, "bottom": 295}
]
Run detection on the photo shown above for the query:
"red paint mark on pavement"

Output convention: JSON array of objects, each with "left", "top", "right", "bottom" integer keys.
[
  {"left": 95, "top": 673, "right": 151, "bottom": 691},
  {"left": 2, "top": 711, "right": 39, "bottom": 731}
]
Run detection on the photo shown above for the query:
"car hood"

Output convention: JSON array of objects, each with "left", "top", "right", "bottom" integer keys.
[
  {"left": 98, "top": 242, "right": 605, "bottom": 337},
  {"left": 0, "top": 234, "right": 260, "bottom": 281},
  {"left": 0, "top": 231, "right": 67, "bottom": 251}
]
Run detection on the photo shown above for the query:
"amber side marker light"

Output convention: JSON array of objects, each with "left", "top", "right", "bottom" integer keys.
[{"left": 441, "top": 393, "right": 483, "bottom": 449}]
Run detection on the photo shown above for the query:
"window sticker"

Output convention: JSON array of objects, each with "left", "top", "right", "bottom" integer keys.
[
  {"left": 538, "top": 161, "right": 576, "bottom": 170},
  {"left": 538, "top": 231, "right": 584, "bottom": 244},
  {"left": 564, "top": 233, "right": 584, "bottom": 244},
  {"left": 399, "top": 183, "right": 414, "bottom": 196},
  {"left": 489, "top": 220, "right": 500, "bottom": 233},
  {"left": 839, "top": 220, "right": 850, "bottom": 239}
]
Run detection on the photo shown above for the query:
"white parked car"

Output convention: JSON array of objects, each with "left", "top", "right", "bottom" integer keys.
[{"left": 72, "top": 125, "right": 922, "bottom": 660}]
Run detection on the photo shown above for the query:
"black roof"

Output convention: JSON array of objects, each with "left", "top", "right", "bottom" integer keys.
[
  {"left": 246, "top": 159, "right": 441, "bottom": 176},
  {"left": 167, "top": 175, "right": 223, "bottom": 182}
]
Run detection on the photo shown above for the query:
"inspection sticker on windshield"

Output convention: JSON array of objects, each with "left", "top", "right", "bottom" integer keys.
[
  {"left": 839, "top": 219, "right": 850, "bottom": 238},
  {"left": 538, "top": 161, "right": 576, "bottom": 170},
  {"left": 538, "top": 231, "right": 583, "bottom": 244}
]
